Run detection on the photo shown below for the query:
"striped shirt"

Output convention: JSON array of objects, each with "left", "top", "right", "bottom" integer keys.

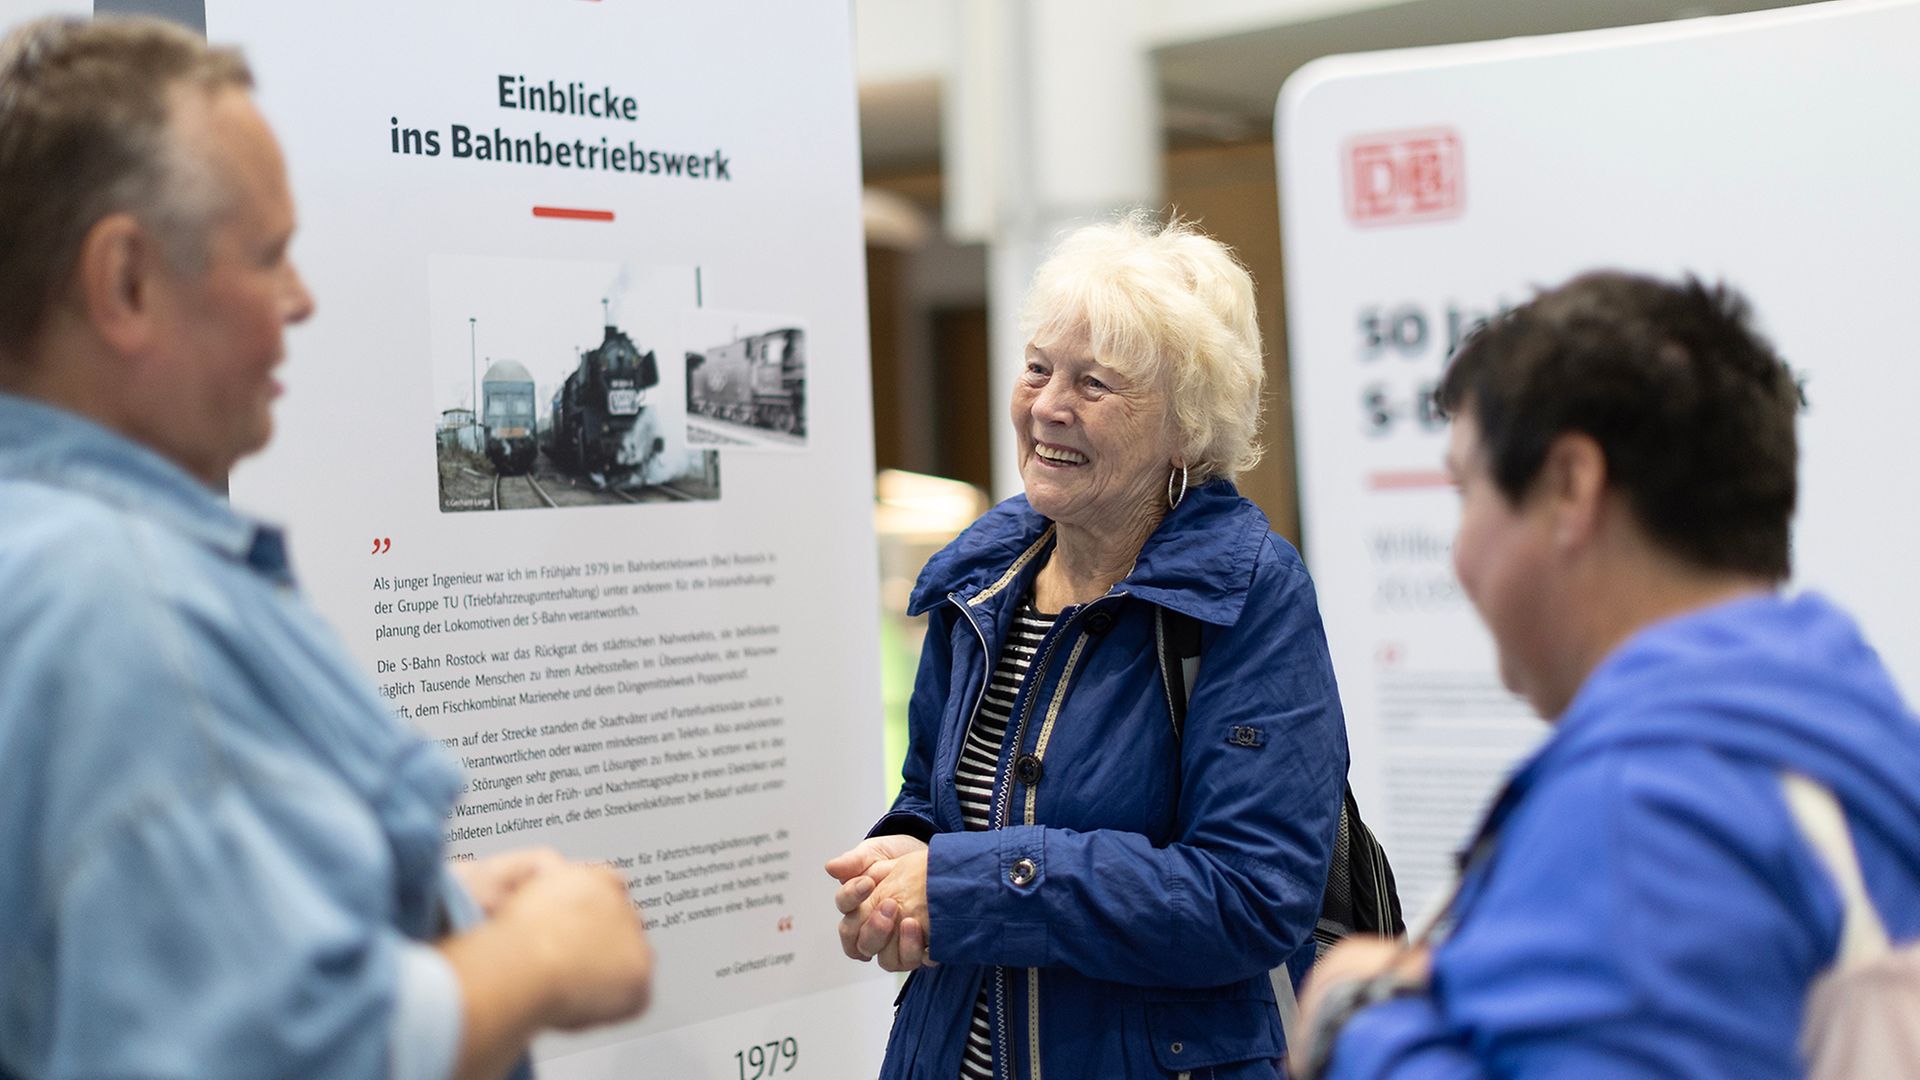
[{"left": 957, "top": 599, "right": 1056, "bottom": 1079}]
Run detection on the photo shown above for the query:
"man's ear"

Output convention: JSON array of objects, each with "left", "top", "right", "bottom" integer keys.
[
  {"left": 74, "top": 212, "right": 166, "bottom": 358},
  {"left": 1541, "top": 431, "right": 1608, "bottom": 548}
]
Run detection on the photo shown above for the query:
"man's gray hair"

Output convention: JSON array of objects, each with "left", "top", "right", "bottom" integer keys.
[{"left": 0, "top": 15, "right": 252, "bottom": 356}]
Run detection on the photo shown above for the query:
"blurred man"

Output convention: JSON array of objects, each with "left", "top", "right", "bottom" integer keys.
[
  {"left": 1293, "top": 273, "right": 1920, "bottom": 1078},
  {"left": 0, "top": 16, "right": 651, "bottom": 1080}
]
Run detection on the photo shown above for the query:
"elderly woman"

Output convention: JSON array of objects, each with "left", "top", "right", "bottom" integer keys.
[{"left": 827, "top": 214, "right": 1347, "bottom": 1078}]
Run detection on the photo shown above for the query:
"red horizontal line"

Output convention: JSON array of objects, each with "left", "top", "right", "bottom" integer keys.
[
  {"left": 533, "top": 206, "right": 614, "bottom": 222},
  {"left": 1368, "top": 470, "right": 1452, "bottom": 490}
]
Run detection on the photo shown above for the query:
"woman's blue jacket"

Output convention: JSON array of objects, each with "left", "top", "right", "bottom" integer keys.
[{"left": 872, "top": 480, "right": 1349, "bottom": 1079}]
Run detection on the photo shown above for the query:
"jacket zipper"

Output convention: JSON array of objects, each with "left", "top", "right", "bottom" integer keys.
[
  {"left": 991, "top": 614, "right": 1066, "bottom": 1080},
  {"left": 1023, "top": 631, "right": 1091, "bottom": 825},
  {"left": 996, "top": 593, "right": 1112, "bottom": 1080},
  {"left": 949, "top": 595, "right": 995, "bottom": 785},
  {"left": 1018, "top": 616, "right": 1097, "bottom": 1080},
  {"left": 994, "top": 611, "right": 1071, "bottom": 831}
]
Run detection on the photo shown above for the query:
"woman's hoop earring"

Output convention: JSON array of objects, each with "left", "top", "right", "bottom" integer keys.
[{"left": 1167, "top": 464, "right": 1189, "bottom": 510}]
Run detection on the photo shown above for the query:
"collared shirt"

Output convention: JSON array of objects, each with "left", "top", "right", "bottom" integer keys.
[{"left": 0, "top": 392, "right": 465, "bottom": 1080}]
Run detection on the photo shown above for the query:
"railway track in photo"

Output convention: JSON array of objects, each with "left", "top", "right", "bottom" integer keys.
[
  {"left": 608, "top": 483, "right": 699, "bottom": 504},
  {"left": 687, "top": 415, "right": 806, "bottom": 449},
  {"left": 477, "top": 452, "right": 708, "bottom": 510},
  {"left": 493, "top": 472, "right": 558, "bottom": 511}
]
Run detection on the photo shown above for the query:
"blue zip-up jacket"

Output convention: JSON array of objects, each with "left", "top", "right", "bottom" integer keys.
[
  {"left": 873, "top": 480, "right": 1349, "bottom": 1079},
  {"left": 1330, "top": 592, "right": 1920, "bottom": 1078}
]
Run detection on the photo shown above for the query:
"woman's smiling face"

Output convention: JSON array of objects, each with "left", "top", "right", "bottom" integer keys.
[{"left": 1011, "top": 320, "right": 1178, "bottom": 533}]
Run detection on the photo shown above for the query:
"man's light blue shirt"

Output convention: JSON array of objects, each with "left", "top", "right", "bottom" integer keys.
[{"left": 0, "top": 392, "right": 466, "bottom": 1080}]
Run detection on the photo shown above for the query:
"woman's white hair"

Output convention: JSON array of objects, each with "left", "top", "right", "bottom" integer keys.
[{"left": 1019, "top": 210, "right": 1264, "bottom": 483}]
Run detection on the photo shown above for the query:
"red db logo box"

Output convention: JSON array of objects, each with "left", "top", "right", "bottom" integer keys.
[{"left": 1344, "top": 129, "right": 1463, "bottom": 226}]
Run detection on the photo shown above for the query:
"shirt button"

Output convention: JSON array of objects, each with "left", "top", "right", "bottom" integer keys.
[
  {"left": 1086, "top": 610, "right": 1114, "bottom": 633},
  {"left": 1014, "top": 753, "right": 1044, "bottom": 786},
  {"left": 1009, "top": 857, "right": 1037, "bottom": 886}
]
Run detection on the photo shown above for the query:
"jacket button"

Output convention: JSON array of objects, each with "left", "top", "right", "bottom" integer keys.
[
  {"left": 1170, "top": 1042, "right": 1184, "bottom": 1054},
  {"left": 1085, "top": 610, "right": 1114, "bottom": 633},
  {"left": 1009, "top": 857, "right": 1037, "bottom": 886},
  {"left": 1014, "top": 753, "right": 1044, "bottom": 786}
]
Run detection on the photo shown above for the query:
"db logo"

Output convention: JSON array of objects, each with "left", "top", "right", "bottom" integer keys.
[{"left": 1344, "top": 128, "right": 1463, "bottom": 226}]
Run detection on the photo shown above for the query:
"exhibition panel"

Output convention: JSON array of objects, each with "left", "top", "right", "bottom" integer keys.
[
  {"left": 209, "top": 2, "right": 893, "bottom": 1074},
  {"left": 1280, "top": 0, "right": 1920, "bottom": 917}
]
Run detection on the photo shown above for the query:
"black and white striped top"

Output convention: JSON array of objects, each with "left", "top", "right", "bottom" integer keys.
[{"left": 957, "top": 599, "right": 1056, "bottom": 1080}]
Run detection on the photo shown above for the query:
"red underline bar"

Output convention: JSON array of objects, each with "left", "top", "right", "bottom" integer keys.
[
  {"left": 1368, "top": 470, "right": 1452, "bottom": 491},
  {"left": 532, "top": 206, "right": 615, "bottom": 222}
]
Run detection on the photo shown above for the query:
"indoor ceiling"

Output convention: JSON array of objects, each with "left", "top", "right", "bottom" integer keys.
[{"left": 859, "top": 0, "right": 1819, "bottom": 175}]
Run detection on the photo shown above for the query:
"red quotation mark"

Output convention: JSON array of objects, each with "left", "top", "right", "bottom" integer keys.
[
  {"left": 1345, "top": 129, "right": 1463, "bottom": 226},
  {"left": 372, "top": 537, "right": 392, "bottom": 554},
  {"left": 776, "top": 916, "right": 793, "bottom": 932}
]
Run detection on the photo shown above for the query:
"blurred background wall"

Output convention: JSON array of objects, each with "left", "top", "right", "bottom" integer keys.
[{"left": 855, "top": 0, "right": 1816, "bottom": 543}]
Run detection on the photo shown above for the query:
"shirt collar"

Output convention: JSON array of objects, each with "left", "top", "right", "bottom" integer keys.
[{"left": 0, "top": 391, "right": 291, "bottom": 582}]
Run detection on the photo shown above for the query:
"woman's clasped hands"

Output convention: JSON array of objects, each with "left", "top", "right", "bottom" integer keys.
[{"left": 824, "top": 835, "right": 939, "bottom": 972}]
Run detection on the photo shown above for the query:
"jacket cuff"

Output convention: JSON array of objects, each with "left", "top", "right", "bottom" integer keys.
[
  {"left": 868, "top": 811, "right": 936, "bottom": 843},
  {"left": 926, "top": 825, "right": 1050, "bottom": 966},
  {"left": 391, "top": 941, "right": 463, "bottom": 1080}
]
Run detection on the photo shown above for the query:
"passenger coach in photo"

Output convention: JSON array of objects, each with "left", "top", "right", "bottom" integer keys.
[{"left": 481, "top": 359, "right": 538, "bottom": 474}]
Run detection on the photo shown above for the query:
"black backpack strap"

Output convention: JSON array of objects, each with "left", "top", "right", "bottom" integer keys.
[{"left": 1154, "top": 606, "right": 1203, "bottom": 740}]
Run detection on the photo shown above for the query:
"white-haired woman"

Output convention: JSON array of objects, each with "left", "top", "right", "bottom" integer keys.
[{"left": 827, "top": 214, "right": 1347, "bottom": 1078}]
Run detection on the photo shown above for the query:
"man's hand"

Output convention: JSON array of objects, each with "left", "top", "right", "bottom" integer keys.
[
  {"left": 451, "top": 847, "right": 567, "bottom": 917},
  {"left": 1290, "top": 937, "right": 1430, "bottom": 1077},
  {"left": 492, "top": 862, "right": 654, "bottom": 1030}
]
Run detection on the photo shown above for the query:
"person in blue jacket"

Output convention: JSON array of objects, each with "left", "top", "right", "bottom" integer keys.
[
  {"left": 826, "top": 213, "right": 1349, "bottom": 1079},
  {"left": 1293, "top": 272, "right": 1920, "bottom": 1078}
]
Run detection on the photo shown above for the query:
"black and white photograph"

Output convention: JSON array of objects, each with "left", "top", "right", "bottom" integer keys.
[
  {"left": 429, "top": 255, "right": 722, "bottom": 513},
  {"left": 683, "top": 310, "right": 809, "bottom": 451}
]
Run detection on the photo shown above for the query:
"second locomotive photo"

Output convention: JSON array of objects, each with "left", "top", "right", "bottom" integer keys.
[{"left": 683, "top": 313, "right": 810, "bottom": 452}]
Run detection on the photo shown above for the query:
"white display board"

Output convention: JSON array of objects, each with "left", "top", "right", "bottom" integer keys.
[
  {"left": 0, "top": 2, "right": 90, "bottom": 23},
  {"left": 207, "top": 2, "right": 891, "bottom": 1075},
  {"left": 1278, "top": 0, "right": 1920, "bottom": 918}
]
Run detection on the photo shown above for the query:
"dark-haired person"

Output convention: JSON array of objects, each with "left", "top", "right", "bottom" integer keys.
[
  {"left": 0, "top": 17, "right": 650, "bottom": 1079},
  {"left": 1293, "top": 272, "right": 1920, "bottom": 1079}
]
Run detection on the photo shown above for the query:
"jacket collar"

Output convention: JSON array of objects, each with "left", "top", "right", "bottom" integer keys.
[
  {"left": 906, "top": 478, "right": 1271, "bottom": 627},
  {"left": 0, "top": 391, "right": 292, "bottom": 582}
]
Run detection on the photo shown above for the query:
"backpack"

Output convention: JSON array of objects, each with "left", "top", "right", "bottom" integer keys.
[
  {"left": 1154, "top": 608, "right": 1405, "bottom": 955},
  {"left": 1779, "top": 772, "right": 1920, "bottom": 1079}
]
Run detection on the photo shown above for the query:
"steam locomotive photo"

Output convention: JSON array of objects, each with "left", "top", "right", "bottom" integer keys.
[
  {"left": 545, "top": 322, "right": 661, "bottom": 475},
  {"left": 481, "top": 359, "right": 538, "bottom": 474},
  {"left": 686, "top": 327, "right": 807, "bottom": 437}
]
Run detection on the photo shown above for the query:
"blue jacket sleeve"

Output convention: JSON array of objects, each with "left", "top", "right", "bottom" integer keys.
[
  {"left": 1327, "top": 748, "right": 1830, "bottom": 1079},
  {"left": 869, "top": 607, "right": 952, "bottom": 842},
  {"left": 927, "top": 551, "right": 1349, "bottom": 986}
]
